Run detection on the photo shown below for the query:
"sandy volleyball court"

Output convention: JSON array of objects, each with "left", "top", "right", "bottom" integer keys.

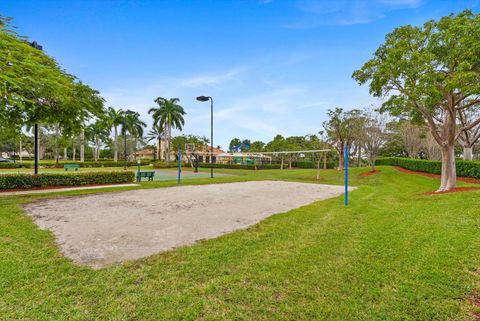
[{"left": 24, "top": 181, "right": 351, "bottom": 268}]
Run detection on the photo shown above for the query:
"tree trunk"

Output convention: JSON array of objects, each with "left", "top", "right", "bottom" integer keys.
[
  {"left": 357, "top": 146, "right": 361, "bottom": 167},
  {"left": 166, "top": 124, "right": 171, "bottom": 162},
  {"left": 316, "top": 158, "right": 321, "bottom": 180},
  {"left": 95, "top": 136, "right": 100, "bottom": 161},
  {"left": 114, "top": 126, "right": 118, "bottom": 162},
  {"left": 80, "top": 127, "right": 85, "bottom": 162},
  {"left": 338, "top": 152, "right": 344, "bottom": 170},
  {"left": 19, "top": 138, "right": 23, "bottom": 162},
  {"left": 463, "top": 146, "right": 473, "bottom": 161},
  {"left": 337, "top": 143, "right": 344, "bottom": 171},
  {"left": 54, "top": 148, "right": 59, "bottom": 167},
  {"left": 72, "top": 146, "right": 76, "bottom": 161},
  {"left": 438, "top": 144, "right": 456, "bottom": 192}
]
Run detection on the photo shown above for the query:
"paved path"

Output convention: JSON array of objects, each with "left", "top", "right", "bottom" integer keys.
[{"left": 0, "top": 184, "right": 139, "bottom": 196}]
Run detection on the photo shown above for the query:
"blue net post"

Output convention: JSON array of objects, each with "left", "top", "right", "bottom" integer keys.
[
  {"left": 178, "top": 147, "right": 182, "bottom": 185},
  {"left": 344, "top": 144, "right": 348, "bottom": 206}
]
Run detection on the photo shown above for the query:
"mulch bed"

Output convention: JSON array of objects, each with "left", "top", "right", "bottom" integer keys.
[
  {"left": 393, "top": 166, "right": 480, "bottom": 195},
  {"left": 394, "top": 166, "right": 480, "bottom": 184},
  {"left": 424, "top": 186, "right": 480, "bottom": 195},
  {"left": 471, "top": 295, "right": 480, "bottom": 321},
  {"left": 359, "top": 170, "right": 381, "bottom": 177}
]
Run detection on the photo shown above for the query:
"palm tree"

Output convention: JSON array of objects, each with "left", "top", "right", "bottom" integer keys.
[
  {"left": 148, "top": 97, "right": 186, "bottom": 162},
  {"left": 86, "top": 120, "right": 110, "bottom": 161},
  {"left": 106, "top": 107, "right": 124, "bottom": 162},
  {"left": 145, "top": 123, "right": 164, "bottom": 161},
  {"left": 121, "top": 110, "right": 146, "bottom": 160}
]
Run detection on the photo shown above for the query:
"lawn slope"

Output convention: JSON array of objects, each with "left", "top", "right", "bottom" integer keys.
[{"left": 0, "top": 166, "right": 479, "bottom": 320}]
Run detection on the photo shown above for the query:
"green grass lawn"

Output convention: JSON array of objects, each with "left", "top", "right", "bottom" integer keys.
[{"left": 0, "top": 166, "right": 479, "bottom": 320}]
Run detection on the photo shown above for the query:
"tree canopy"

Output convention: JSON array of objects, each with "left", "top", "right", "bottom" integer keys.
[{"left": 353, "top": 10, "right": 480, "bottom": 190}]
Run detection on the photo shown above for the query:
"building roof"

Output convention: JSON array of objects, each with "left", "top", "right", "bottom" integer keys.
[
  {"left": 134, "top": 149, "right": 154, "bottom": 156},
  {"left": 192, "top": 146, "right": 225, "bottom": 156}
]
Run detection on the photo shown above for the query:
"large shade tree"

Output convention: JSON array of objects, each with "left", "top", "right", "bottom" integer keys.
[
  {"left": 353, "top": 10, "right": 480, "bottom": 191},
  {"left": 322, "top": 107, "right": 363, "bottom": 170},
  {"left": 1, "top": 16, "right": 105, "bottom": 163},
  {"left": 148, "top": 97, "right": 186, "bottom": 162}
]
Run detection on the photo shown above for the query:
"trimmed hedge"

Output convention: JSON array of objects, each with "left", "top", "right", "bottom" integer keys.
[
  {"left": 375, "top": 157, "right": 480, "bottom": 179},
  {"left": 199, "top": 163, "right": 282, "bottom": 170},
  {"left": 153, "top": 161, "right": 183, "bottom": 168},
  {"left": 1, "top": 160, "right": 151, "bottom": 169},
  {"left": 0, "top": 163, "right": 20, "bottom": 169},
  {"left": 0, "top": 171, "right": 135, "bottom": 190}
]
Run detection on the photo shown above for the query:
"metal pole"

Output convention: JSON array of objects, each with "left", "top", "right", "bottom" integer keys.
[
  {"left": 344, "top": 144, "right": 348, "bottom": 206},
  {"left": 30, "top": 41, "right": 43, "bottom": 175},
  {"left": 210, "top": 97, "right": 214, "bottom": 178},
  {"left": 178, "top": 146, "right": 182, "bottom": 185},
  {"left": 136, "top": 160, "right": 141, "bottom": 182},
  {"left": 123, "top": 119, "right": 127, "bottom": 170},
  {"left": 34, "top": 124, "right": 39, "bottom": 174}
]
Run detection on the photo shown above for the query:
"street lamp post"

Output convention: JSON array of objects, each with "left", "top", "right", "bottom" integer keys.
[
  {"left": 29, "top": 41, "right": 43, "bottom": 175},
  {"left": 123, "top": 117, "right": 127, "bottom": 170},
  {"left": 196, "top": 96, "right": 214, "bottom": 178}
]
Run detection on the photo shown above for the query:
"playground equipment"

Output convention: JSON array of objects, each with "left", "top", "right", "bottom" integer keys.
[{"left": 231, "top": 142, "right": 251, "bottom": 153}]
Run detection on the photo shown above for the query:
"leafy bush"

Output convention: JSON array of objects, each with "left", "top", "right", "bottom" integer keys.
[
  {"left": 14, "top": 160, "right": 151, "bottom": 169},
  {"left": 0, "top": 171, "right": 135, "bottom": 190},
  {"left": 375, "top": 157, "right": 480, "bottom": 179},
  {"left": 153, "top": 161, "right": 183, "bottom": 168},
  {"left": 199, "top": 163, "right": 282, "bottom": 170},
  {"left": 0, "top": 162, "right": 21, "bottom": 169}
]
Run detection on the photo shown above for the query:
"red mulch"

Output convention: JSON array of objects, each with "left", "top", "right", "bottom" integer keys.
[
  {"left": 360, "top": 170, "right": 381, "bottom": 177},
  {"left": 393, "top": 166, "right": 480, "bottom": 195},
  {"left": 471, "top": 295, "right": 480, "bottom": 321},
  {"left": 0, "top": 183, "right": 128, "bottom": 194},
  {"left": 394, "top": 166, "right": 480, "bottom": 184},
  {"left": 424, "top": 187, "right": 480, "bottom": 195}
]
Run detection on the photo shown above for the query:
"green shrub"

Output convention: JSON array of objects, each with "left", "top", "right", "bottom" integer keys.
[
  {"left": 375, "top": 157, "right": 480, "bottom": 179},
  {"left": 16, "top": 160, "right": 151, "bottom": 169},
  {"left": 0, "top": 171, "right": 135, "bottom": 190},
  {"left": 153, "top": 161, "right": 183, "bottom": 168},
  {"left": 0, "top": 162, "right": 21, "bottom": 169}
]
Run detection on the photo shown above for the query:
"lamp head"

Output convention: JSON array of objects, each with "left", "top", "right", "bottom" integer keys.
[{"left": 196, "top": 96, "right": 209, "bottom": 102}]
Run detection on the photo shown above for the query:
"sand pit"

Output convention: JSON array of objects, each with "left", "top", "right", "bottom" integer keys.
[{"left": 24, "top": 181, "right": 351, "bottom": 268}]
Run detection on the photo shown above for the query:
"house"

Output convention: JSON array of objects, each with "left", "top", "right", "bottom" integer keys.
[{"left": 133, "top": 148, "right": 155, "bottom": 160}]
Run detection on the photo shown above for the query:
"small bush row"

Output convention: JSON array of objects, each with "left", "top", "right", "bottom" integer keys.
[
  {"left": 153, "top": 161, "right": 185, "bottom": 168},
  {"left": 0, "top": 171, "right": 135, "bottom": 190},
  {"left": 0, "top": 160, "right": 151, "bottom": 169},
  {"left": 375, "top": 157, "right": 480, "bottom": 179}
]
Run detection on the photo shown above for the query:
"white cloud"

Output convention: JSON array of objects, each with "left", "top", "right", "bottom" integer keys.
[
  {"left": 180, "top": 67, "right": 247, "bottom": 88},
  {"left": 285, "top": 0, "right": 424, "bottom": 28}
]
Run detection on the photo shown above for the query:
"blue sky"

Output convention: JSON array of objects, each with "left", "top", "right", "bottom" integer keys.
[{"left": 2, "top": 0, "right": 478, "bottom": 149}]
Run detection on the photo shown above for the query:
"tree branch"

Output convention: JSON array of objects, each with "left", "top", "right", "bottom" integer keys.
[{"left": 455, "top": 98, "right": 480, "bottom": 110}]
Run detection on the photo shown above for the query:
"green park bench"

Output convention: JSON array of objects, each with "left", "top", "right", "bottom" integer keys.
[
  {"left": 136, "top": 171, "right": 155, "bottom": 182},
  {"left": 64, "top": 164, "right": 80, "bottom": 171}
]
